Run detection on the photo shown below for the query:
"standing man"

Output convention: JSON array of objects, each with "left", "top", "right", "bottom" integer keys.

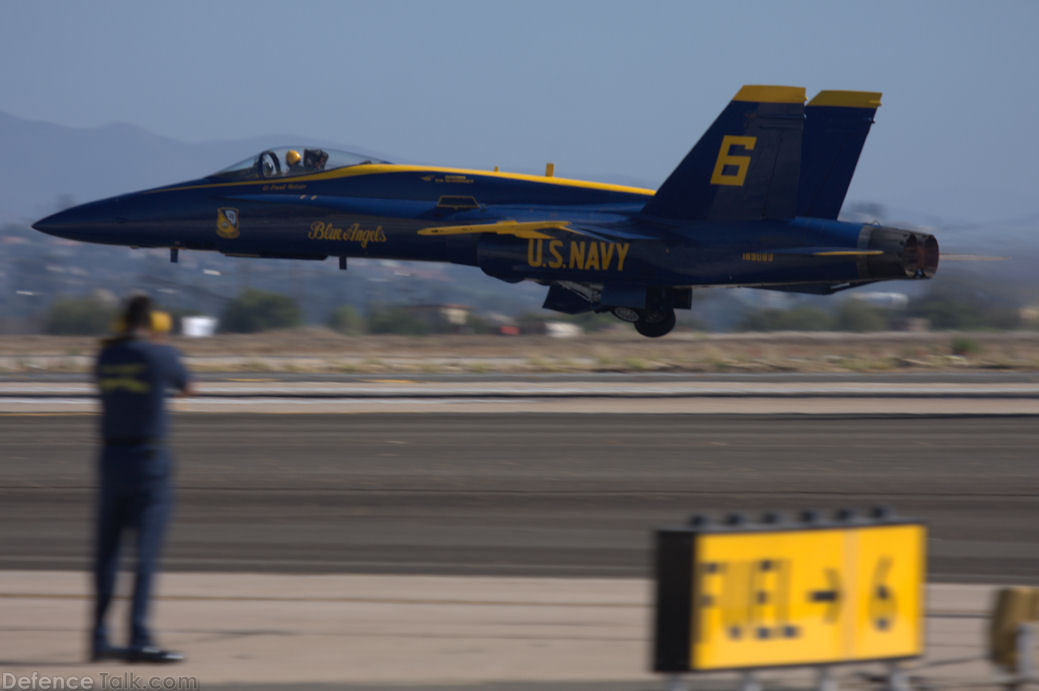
[{"left": 92, "top": 295, "right": 192, "bottom": 663}]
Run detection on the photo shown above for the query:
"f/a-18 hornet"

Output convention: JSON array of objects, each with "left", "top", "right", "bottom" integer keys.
[{"left": 34, "top": 85, "right": 937, "bottom": 337}]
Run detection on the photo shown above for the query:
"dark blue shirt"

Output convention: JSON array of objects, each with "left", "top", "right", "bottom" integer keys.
[{"left": 95, "top": 336, "right": 190, "bottom": 443}]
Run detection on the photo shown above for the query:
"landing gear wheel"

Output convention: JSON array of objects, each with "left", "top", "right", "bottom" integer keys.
[
  {"left": 634, "top": 309, "right": 676, "bottom": 338},
  {"left": 611, "top": 306, "right": 640, "bottom": 323}
]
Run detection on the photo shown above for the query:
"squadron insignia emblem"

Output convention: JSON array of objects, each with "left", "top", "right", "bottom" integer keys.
[{"left": 216, "top": 207, "right": 240, "bottom": 239}]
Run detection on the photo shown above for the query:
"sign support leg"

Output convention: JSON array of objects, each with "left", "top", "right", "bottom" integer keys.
[
  {"left": 885, "top": 662, "right": 909, "bottom": 691},
  {"left": 665, "top": 674, "right": 688, "bottom": 691},
  {"left": 1016, "top": 622, "right": 1036, "bottom": 683},
  {"left": 817, "top": 665, "right": 837, "bottom": 691},
  {"left": 739, "top": 670, "right": 761, "bottom": 691}
]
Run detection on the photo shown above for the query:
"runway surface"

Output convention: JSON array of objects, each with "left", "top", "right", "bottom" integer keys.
[
  {"left": 4, "top": 371, "right": 1039, "bottom": 383},
  {"left": 4, "top": 375, "right": 1039, "bottom": 415},
  {"left": 1, "top": 413, "right": 1036, "bottom": 583}
]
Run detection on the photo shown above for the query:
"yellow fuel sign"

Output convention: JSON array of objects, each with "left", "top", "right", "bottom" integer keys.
[{"left": 654, "top": 519, "right": 925, "bottom": 672}]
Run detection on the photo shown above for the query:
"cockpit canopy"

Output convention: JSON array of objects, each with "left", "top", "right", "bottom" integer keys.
[{"left": 210, "top": 147, "right": 390, "bottom": 181}]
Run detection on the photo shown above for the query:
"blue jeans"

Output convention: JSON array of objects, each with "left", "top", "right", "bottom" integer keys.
[{"left": 92, "top": 445, "right": 172, "bottom": 651}]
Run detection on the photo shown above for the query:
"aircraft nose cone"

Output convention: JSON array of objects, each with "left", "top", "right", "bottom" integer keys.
[
  {"left": 32, "top": 204, "right": 104, "bottom": 239},
  {"left": 31, "top": 184, "right": 213, "bottom": 248},
  {"left": 31, "top": 210, "right": 70, "bottom": 234},
  {"left": 31, "top": 197, "right": 133, "bottom": 241}
]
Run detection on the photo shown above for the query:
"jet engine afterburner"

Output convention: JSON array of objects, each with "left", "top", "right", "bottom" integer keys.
[{"left": 861, "top": 226, "right": 939, "bottom": 280}]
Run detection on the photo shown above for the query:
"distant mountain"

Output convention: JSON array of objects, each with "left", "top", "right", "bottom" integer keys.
[
  {"left": 0, "top": 111, "right": 653, "bottom": 222},
  {"left": 0, "top": 111, "right": 389, "bottom": 221}
]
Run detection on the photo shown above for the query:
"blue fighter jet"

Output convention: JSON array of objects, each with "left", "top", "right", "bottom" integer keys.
[{"left": 33, "top": 85, "right": 937, "bottom": 337}]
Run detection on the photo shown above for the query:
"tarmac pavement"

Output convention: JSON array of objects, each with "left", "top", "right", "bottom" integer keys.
[
  {"left": 1, "top": 381, "right": 1036, "bottom": 688},
  {"left": 0, "top": 572, "right": 1016, "bottom": 689},
  {"left": 3, "top": 379, "right": 1039, "bottom": 414}
]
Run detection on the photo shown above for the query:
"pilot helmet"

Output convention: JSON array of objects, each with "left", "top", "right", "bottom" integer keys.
[{"left": 286, "top": 149, "right": 301, "bottom": 166}]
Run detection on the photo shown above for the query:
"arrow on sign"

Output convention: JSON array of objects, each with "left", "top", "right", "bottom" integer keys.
[{"left": 809, "top": 568, "right": 843, "bottom": 623}]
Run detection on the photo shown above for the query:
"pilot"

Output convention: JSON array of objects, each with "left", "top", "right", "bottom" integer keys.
[
  {"left": 91, "top": 295, "right": 192, "bottom": 664},
  {"left": 303, "top": 148, "right": 328, "bottom": 171},
  {"left": 286, "top": 149, "right": 303, "bottom": 173}
]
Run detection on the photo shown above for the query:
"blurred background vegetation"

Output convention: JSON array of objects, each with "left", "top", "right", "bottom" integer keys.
[
  {"left": 3, "top": 208, "right": 1036, "bottom": 337},
  {"left": 20, "top": 267, "right": 1035, "bottom": 337},
  {"left": 30, "top": 272, "right": 1033, "bottom": 337}
]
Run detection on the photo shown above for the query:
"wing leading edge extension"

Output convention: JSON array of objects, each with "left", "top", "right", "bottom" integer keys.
[{"left": 418, "top": 220, "right": 657, "bottom": 242}]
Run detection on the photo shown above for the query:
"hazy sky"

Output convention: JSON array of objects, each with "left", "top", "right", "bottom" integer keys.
[{"left": 2, "top": 1, "right": 1037, "bottom": 224}]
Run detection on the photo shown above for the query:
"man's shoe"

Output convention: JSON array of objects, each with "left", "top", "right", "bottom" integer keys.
[
  {"left": 90, "top": 645, "right": 127, "bottom": 662},
  {"left": 127, "top": 646, "right": 185, "bottom": 663}
]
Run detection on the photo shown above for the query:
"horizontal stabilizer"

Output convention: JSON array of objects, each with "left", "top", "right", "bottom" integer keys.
[{"left": 762, "top": 281, "right": 873, "bottom": 295}]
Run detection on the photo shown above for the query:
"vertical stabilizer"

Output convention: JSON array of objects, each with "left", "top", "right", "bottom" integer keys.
[
  {"left": 797, "top": 90, "right": 881, "bottom": 219},
  {"left": 641, "top": 85, "right": 805, "bottom": 222}
]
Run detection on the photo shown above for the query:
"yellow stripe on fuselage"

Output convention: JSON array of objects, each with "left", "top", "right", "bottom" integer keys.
[{"left": 154, "top": 164, "right": 656, "bottom": 197}]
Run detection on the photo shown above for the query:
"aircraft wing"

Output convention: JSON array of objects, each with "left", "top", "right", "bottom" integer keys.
[
  {"left": 418, "top": 220, "right": 568, "bottom": 240},
  {"left": 417, "top": 220, "right": 657, "bottom": 242},
  {"left": 761, "top": 281, "right": 874, "bottom": 295}
]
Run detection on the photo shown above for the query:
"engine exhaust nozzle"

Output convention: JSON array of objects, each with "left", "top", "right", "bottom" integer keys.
[{"left": 861, "top": 226, "right": 939, "bottom": 280}]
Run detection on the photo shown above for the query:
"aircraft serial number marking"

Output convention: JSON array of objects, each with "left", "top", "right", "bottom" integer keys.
[
  {"left": 741, "top": 252, "right": 774, "bottom": 262},
  {"left": 526, "top": 239, "right": 630, "bottom": 271}
]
